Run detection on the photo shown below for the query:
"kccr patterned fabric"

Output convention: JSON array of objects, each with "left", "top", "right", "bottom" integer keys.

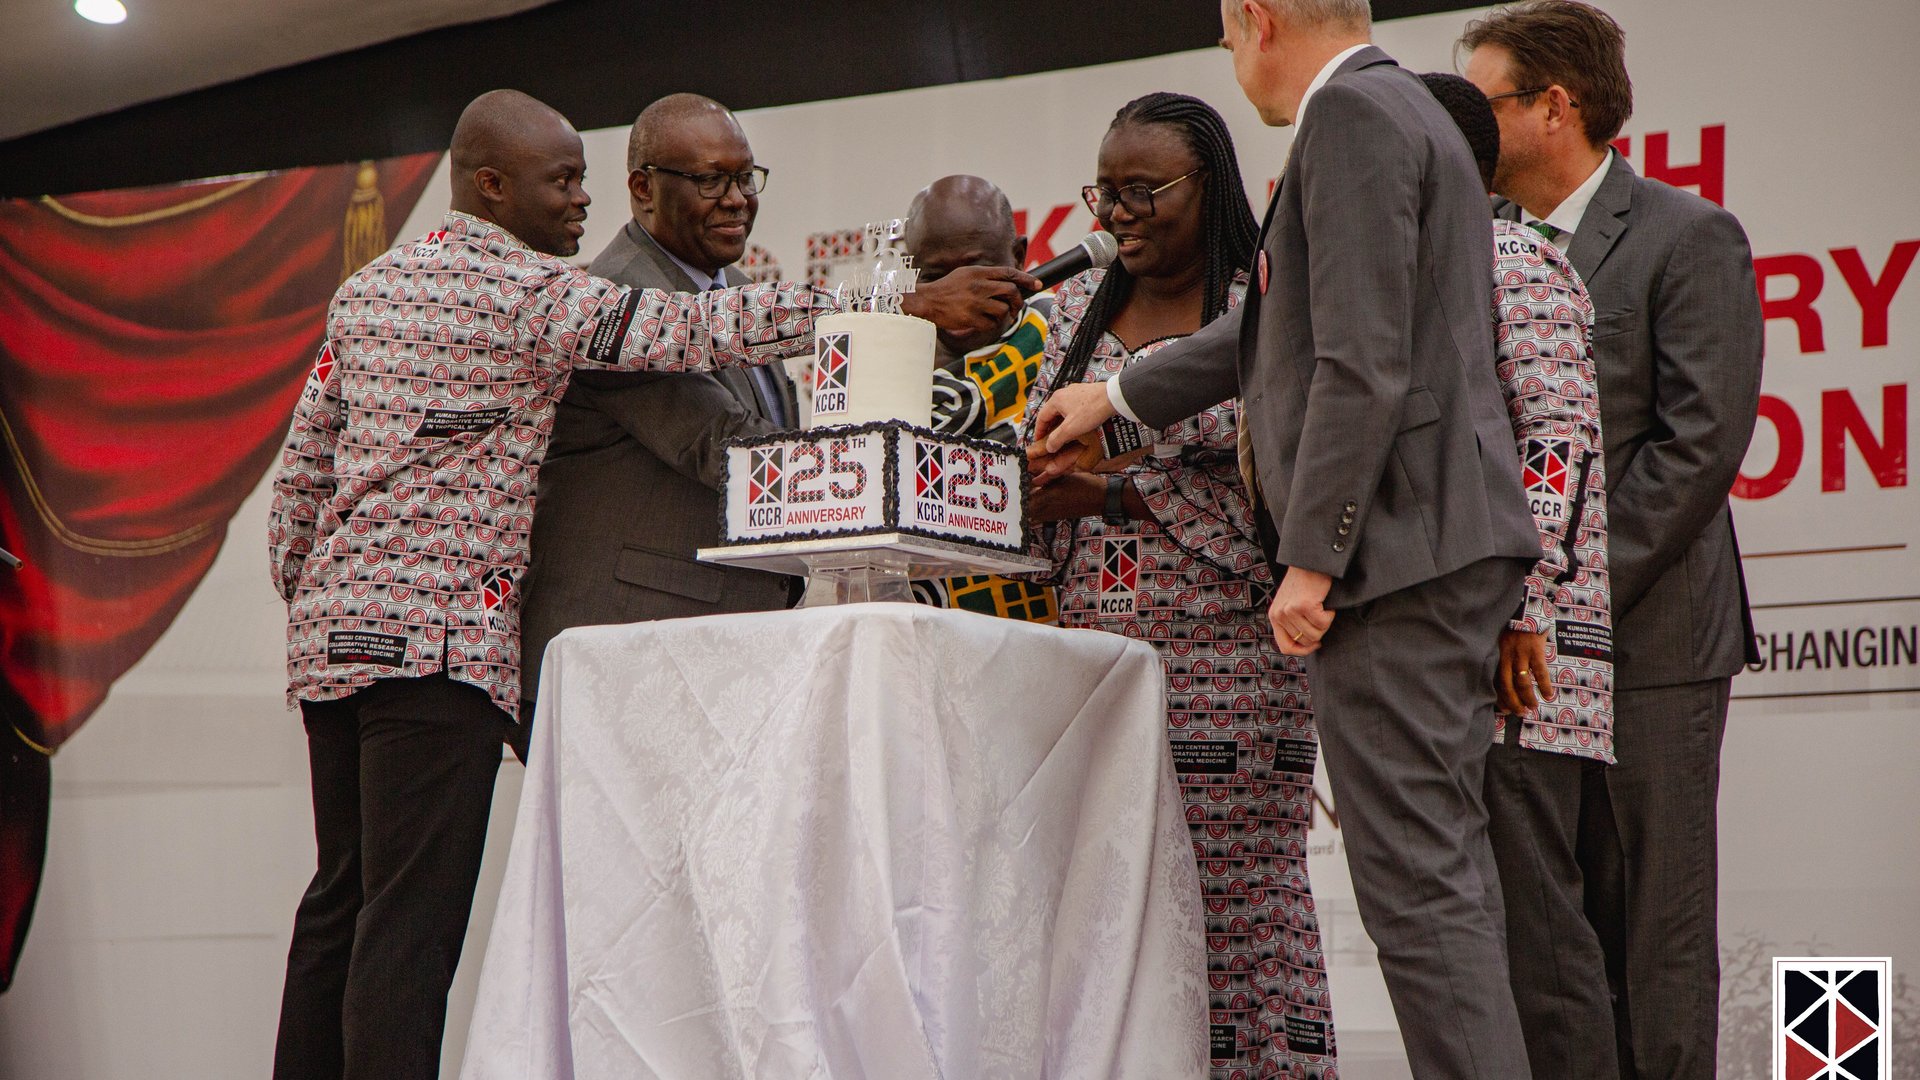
[
  {"left": 1021, "top": 269, "right": 1335, "bottom": 1080},
  {"left": 1490, "top": 219, "right": 1615, "bottom": 763},
  {"left": 268, "top": 211, "right": 825, "bottom": 722}
]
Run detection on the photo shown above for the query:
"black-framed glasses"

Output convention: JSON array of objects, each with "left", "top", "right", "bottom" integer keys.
[
  {"left": 1485, "top": 86, "right": 1580, "bottom": 108},
  {"left": 641, "top": 164, "right": 771, "bottom": 198},
  {"left": 1081, "top": 167, "right": 1206, "bottom": 219}
]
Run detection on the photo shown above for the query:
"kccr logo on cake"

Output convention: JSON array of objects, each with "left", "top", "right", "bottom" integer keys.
[
  {"left": 812, "top": 332, "right": 850, "bottom": 417},
  {"left": 913, "top": 440, "right": 946, "bottom": 526},
  {"left": 901, "top": 434, "right": 1018, "bottom": 542},
  {"left": 744, "top": 446, "right": 785, "bottom": 531}
]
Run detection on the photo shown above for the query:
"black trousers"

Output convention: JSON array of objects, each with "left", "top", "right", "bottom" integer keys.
[
  {"left": 1584, "top": 678, "right": 1732, "bottom": 1080},
  {"left": 1486, "top": 677, "right": 1731, "bottom": 1080},
  {"left": 1485, "top": 741, "right": 1619, "bottom": 1080},
  {"left": 274, "top": 674, "right": 513, "bottom": 1080}
]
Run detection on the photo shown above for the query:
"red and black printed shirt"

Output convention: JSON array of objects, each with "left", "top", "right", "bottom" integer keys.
[{"left": 268, "top": 211, "right": 825, "bottom": 722}]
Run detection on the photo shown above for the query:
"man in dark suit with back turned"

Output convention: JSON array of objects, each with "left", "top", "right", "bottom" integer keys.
[
  {"left": 1034, "top": 2, "right": 1542, "bottom": 1075},
  {"left": 1463, "top": 5, "right": 1764, "bottom": 1077},
  {"left": 521, "top": 94, "right": 799, "bottom": 714}
]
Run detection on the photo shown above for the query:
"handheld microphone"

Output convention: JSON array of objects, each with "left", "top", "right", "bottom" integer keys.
[{"left": 1027, "top": 232, "right": 1119, "bottom": 292}]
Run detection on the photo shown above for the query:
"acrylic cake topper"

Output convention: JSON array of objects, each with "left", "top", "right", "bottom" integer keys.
[{"left": 834, "top": 218, "right": 921, "bottom": 315}]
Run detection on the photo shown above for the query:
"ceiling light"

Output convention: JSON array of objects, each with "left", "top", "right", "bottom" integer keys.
[{"left": 75, "top": 0, "right": 127, "bottom": 24}]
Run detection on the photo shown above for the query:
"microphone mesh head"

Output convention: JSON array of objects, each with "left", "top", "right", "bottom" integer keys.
[{"left": 1082, "top": 231, "right": 1119, "bottom": 269}]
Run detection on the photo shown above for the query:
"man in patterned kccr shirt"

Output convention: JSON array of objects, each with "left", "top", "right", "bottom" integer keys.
[
  {"left": 265, "top": 89, "right": 1035, "bottom": 1080},
  {"left": 1424, "top": 69, "right": 1618, "bottom": 1080}
]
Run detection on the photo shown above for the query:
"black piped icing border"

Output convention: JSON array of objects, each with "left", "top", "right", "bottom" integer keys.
[{"left": 716, "top": 419, "right": 1032, "bottom": 554}]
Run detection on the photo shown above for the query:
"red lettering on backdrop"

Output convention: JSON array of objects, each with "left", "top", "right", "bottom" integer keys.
[
  {"left": 1014, "top": 203, "right": 1077, "bottom": 268},
  {"left": 1647, "top": 126, "right": 1727, "bottom": 207},
  {"left": 1822, "top": 385, "right": 1908, "bottom": 491},
  {"left": 1832, "top": 241, "right": 1920, "bottom": 349},
  {"left": 1735, "top": 395, "right": 1805, "bottom": 500},
  {"left": 1613, "top": 126, "right": 1727, "bottom": 207},
  {"left": 1755, "top": 253, "right": 1827, "bottom": 354}
]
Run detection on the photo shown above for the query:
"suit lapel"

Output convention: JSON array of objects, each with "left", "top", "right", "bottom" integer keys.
[
  {"left": 1565, "top": 154, "right": 1635, "bottom": 282},
  {"left": 624, "top": 220, "right": 701, "bottom": 293}
]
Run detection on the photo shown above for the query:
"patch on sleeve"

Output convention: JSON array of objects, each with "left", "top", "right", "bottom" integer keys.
[
  {"left": 1521, "top": 437, "right": 1572, "bottom": 519},
  {"left": 1100, "top": 416, "right": 1146, "bottom": 459},
  {"left": 415, "top": 405, "right": 510, "bottom": 440},
  {"left": 1554, "top": 619, "right": 1613, "bottom": 663},
  {"left": 584, "top": 288, "right": 643, "bottom": 363}
]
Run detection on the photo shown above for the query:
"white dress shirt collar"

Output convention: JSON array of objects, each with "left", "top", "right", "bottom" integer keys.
[
  {"left": 1535, "top": 150, "right": 1613, "bottom": 238},
  {"left": 1295, "top": 42, "right": 1373, "bottom": 126}
]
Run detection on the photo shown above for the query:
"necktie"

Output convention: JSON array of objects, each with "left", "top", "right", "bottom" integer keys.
[
  {"left": 708, "top": 279, "right": 789, "bottom": 427},
  {"left": 1526, "top": 220, "right": 1563, "bottom": 244},
  {"left": 1236, "top": 406, "right": 1260, "bottom": 513}
]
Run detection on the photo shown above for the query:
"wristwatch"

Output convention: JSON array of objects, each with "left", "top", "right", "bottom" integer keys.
[{"left": 1103, "top": 474, "right": 1129, "bottom": 526}]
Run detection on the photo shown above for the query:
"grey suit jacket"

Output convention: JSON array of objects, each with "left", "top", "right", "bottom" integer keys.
[
  {"left": 519, "top": 220, "right": 801, "bottom": 700},
  {"left": 1501, "top": 154, "right": 1762, "bottom": 689},
  {"left": 1118, "top": 46, "right": 1539, "bottom": 608}
]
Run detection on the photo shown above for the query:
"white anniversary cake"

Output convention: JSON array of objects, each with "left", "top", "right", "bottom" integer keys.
[{"left": 717, "top": 309, "right": 1029, "bottom": 556}]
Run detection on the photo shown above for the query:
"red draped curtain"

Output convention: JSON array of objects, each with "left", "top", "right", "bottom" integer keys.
[
  {"left": 0, "top": 153, "right": 440, "bottom": 750},
  {"left": 0, "top": 152, "right": 441, "bottom": 987}
]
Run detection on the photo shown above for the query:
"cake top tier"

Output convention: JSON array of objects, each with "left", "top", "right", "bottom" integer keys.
[{"left": 809, "top": 310, "right": 935, "bottom": 431}]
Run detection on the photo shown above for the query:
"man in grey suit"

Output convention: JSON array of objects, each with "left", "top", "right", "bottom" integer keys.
[
  {"left": 520, "top": 95, "right": 799, "bottom": 714},
  {"left": 1034, "top": 2, "right": 1542, "bottom": 1074},
  {"left": 523, "top": 95, "right": 1035, "bottom": 719},
  {"left": 1463, "top": 4, "right": 1763, "bottom": 1077}
]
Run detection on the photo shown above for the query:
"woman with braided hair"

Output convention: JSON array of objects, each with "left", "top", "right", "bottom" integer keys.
[{"left": 1019, "top": 91, "right": 1335, "bottom": 1080}]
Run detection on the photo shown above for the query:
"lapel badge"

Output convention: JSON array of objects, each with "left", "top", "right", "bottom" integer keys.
[{"left": 1257, "top": 250, "right": 1270, "bottom": 295}]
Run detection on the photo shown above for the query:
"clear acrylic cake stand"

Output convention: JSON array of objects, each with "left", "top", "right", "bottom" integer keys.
[{"left": 697, "top": 533, "right": 1050, "bottom": 605}]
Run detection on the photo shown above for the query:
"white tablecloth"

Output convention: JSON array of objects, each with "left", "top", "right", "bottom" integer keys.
[{"left": 459, "top": 603, "right": 1205, "bottom": 1080}]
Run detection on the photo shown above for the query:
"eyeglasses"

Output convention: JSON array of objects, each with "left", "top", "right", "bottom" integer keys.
[
  {"left": 1081, "top": 167, "right": 1206, "bottom": 219},
  {"left": 641, "top": 164, "right": 771, "bottom": 199},
  {"left": 1484, "top": 86, "right": 1581, "bottom": 108}
]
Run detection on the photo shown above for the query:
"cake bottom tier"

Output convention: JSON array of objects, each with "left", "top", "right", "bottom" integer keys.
[{"left": 719, "top": 420, "right": 1030, "bottom": 556}]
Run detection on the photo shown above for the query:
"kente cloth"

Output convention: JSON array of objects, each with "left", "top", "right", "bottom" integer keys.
[{"left": 923, "top": 298, "right": 1057, "bottom": 623}]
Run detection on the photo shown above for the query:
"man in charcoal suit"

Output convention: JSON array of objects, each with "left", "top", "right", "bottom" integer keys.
[
  {"left": 1463, "top": 4, "right": 1764, "bottom": 1077},
  {"left": 520, "top": 94, "right": 799, "bottom": 716},
  {"left": 1032, "top": 2, "right": 1543, "bottom": 1074}
]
